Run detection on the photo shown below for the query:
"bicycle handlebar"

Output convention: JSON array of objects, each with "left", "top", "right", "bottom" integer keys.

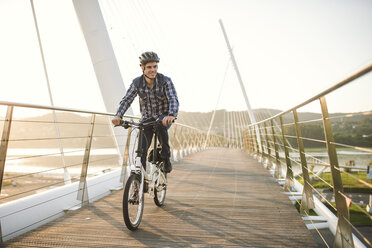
[{"left": 115, "top": 118, "right": 176, "bottom": 129}]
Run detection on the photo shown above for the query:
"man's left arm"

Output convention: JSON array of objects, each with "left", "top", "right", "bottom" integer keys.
[{"left": 163, "top": 77, "right": 179, "bottom": 125}]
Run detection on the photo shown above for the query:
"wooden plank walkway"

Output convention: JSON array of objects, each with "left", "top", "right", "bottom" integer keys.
[{"left": 3, "top": 149, "right": 318, "bottom": 247}]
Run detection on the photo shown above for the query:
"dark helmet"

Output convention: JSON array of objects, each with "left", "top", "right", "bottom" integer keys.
[{"left": 139, "top": 51, "right": 160, "bottom": 65}]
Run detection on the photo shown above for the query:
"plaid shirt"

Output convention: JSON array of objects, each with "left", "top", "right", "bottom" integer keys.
[{"left": 116, "top": 73, "right": 179, "bottom": 120}]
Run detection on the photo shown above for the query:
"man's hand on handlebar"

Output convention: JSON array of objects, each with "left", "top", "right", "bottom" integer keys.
[
  {"left": 162, "top": 115, "right": 176, "bottom": 126},
  {"left": 112, "top": 115, "right": 122, "bottom": 126}
]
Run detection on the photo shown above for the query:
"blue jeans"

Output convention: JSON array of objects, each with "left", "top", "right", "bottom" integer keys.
[{"left": 140, "top": 115, "right": 171, "bottom": 170}]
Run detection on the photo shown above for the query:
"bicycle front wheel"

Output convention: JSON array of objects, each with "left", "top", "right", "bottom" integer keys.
[
  {"left": 154, "top": 171, "right": 167, "bottom": 206},
  {"left": 123, "top": 174, "right": 144, "bottom": 230}
]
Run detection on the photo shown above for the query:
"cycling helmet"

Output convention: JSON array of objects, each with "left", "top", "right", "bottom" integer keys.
[{"left": 139, "top": 51, "right": 160, "bottom": 65}]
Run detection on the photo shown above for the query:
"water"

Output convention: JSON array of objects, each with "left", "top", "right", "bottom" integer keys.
[
  {"left": 5, "top": 148, "right": 372, "bottom": 177},
  {"left": 5, "top": 148, "right": 121, "bottom": 177},
  {"left": 277, "top": 150, "right": 372, "bottom": 176},
  {"left": 7, "top": 148, "right": 118, "bottom": 156}
]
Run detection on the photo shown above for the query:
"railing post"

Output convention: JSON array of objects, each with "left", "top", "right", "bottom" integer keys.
[
  {"left": 202, "top": 132, "right": 206, "bottom": 149},
  {"left": 244, "top": 129, "right": 250, "bottom": 152},
  {"left": 199, "top": 132, "right": 203, "bottom": 149},
  {"left": 264, "top": 122, "right": 272, "bottom": 169},
  {"left": 197, "top": 132, "right": 203, "bottom": 151},
  {"left": 189, "top": 129, "right": 193, "bottom": 151},
  {"left": 120, "top": 119, "right": 133, "bottom": 184},
  {"left": 280, "top": 116, "right": 294, "bottom": 191},
  {"left": 171, "top": 125, "right": 178, "bottom": 161},
  {"left": 195, "top": 131, "right": 200, "bottom": 151},
  {"left": 243, "top": 130, "right": 248, "bottom": 151},
  {"left": 0, "top": 106, "right": 13, "bottom": 196},
  {"left": 253, "top": 125, "right": 260, "bottom": 158},
  {"left": 194, "top": 130, "right": 198, "bottom": 151},
  {"left": 270, "top": 119, "right": 281, "bottom": 178},
  {"left": 191, "top": 129, "right": 196, "bottom": 152},
  {"left": 191, "top": 129, "right": 195, "bottom": 152},
  {"left": 77, "top": 114, "right": 96, "bottom": 206},
  {"left": 259, "top": 124, "right": 266, "bottom": 164},
  {"left": 248, "top": 127, "right": 255, "bottom": 154},
  {"left": 185, "top": 128, "right": 190, "bottom": 155},
  {"left": 198, "top": 131, "right": 202, "bottom": 150},
  {"left": 320, "top": 96, "right": 354, "bottom": 248},
  {"left": 187, "top": 128, "right": 192, "bottom": 153},
  {"left": 293, "top": 109, "right": 314, "bottom": 213},
  {"left": 178, "top": 126, "right": 184, "bottom": 159},
  {"left": 0, "top": 106, "right": 13, "bottom": 243},
  {"left": 194, "top": 130, "right": 199, "bottom": 151}
]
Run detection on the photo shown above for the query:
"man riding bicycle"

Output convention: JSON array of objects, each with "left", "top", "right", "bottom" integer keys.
[{"left": 112, "top": 51, "right": 179, "bottom": 173}]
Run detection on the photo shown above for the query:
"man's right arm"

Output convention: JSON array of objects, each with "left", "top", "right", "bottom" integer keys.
[{"left": 112, "top": 82, "right": 138, "bottom": 125}]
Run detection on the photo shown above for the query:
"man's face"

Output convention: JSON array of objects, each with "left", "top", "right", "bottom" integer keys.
[{"left": 141, "top": 62, "right": 158, "bottom": 79}]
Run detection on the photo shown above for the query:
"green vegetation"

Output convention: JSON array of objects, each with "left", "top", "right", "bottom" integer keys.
[
  {"left": 294, "top": 202, "right": 317, "bottom": 216},
  {"left": 323, "top": 202, "right": 372, "bottom": 226},
  {"left": 295, "top": 171, "right": 372, "bottom": 226},
  {"left": 294, "top": 201, "right": 372, "bottom": 226},
  {"left": 284, "top": 117, "right": 372, "bottom": 148},
  {"left": 298, "top": 172, "right": 371, "bottom": 190},
  {"left": 333, "top": 118, "right": 372, "bottom": 148}
]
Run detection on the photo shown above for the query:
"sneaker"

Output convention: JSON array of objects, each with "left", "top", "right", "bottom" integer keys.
[{"left": 164, "top": 158, "right": 172, "bottom": 173}]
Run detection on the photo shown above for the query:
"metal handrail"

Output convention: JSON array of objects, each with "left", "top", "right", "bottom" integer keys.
[
  {"left": 0, "top": 99, "right": 229, "bottom": 242},
  {"left": 0, "top": 100, "right": 221, "bottom": 187},
  {"left": 0, "top": 100, "right": 123, "bottom": 118},
  {"left": 243, "top": 62, "right": 372, "bottom": 248}
]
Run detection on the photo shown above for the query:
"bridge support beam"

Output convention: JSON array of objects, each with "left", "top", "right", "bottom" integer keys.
[
  {"left": 219, "top": 19, "right": 261, "bottom": 147},
  {"left": 72, "top": 0, "right": 131, "bottom": 158}
]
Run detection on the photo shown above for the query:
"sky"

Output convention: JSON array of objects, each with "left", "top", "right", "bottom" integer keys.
[{"left": 0, "top": 0, "right": 372, "bottom": 117}]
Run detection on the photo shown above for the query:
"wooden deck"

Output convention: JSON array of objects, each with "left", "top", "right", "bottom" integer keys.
[{"left": 3, "top": 149, "right": 318, "bottom": 247}]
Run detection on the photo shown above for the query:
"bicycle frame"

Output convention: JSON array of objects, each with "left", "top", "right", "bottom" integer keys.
[
  {"left": 124, "top": 120, "right": 166, "bottom": 200},
  {"left": 119, "top": 118, "right": 170, "bottom": 230}
]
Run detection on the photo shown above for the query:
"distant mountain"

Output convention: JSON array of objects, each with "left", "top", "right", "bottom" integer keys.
[
  {"left": 8, "top": 112, "right": 115, "bottom": 148},
  {"left": 177, "top": 108, "right": 372, "bottom": 133},
  {"left": 4, "top": 108, "right": 371, "bottom": 148}
]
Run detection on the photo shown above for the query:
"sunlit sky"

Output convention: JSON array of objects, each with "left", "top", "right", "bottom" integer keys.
[{"left": 0, "top": 0, "right": 372, "bottom": 116}]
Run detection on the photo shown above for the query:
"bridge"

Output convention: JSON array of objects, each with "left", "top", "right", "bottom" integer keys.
[
  {"left": 0, "top": 62, "right": 372, "bottom": 247},
  {"left": 2, "top": 149, "right": 318, "bottom": 247},
  {"left": 1, "top": 1, "right": 372, "bottom": 248}
]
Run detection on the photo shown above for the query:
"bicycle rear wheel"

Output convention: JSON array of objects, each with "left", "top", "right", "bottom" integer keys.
[
  {"left": 123, "top": 174, "right": 144, "bottom": 230},
  {"left": 154, "top": 171, "right": 167, "bottom": 206}
]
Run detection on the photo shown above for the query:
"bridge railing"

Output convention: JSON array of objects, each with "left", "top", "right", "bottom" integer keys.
[
  {"left": 0, "top": 100, "right": 222, "bottom": 242},
  {"left": 243, "top": 63, "right": 372, "bottom": 248}
]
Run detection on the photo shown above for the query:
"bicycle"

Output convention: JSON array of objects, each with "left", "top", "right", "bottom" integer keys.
[{"left": 116, "top": 119, "right": 169, "bottom": 230}]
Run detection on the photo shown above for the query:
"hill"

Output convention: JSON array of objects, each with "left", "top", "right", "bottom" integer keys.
[{"left": 3, "top": 108, "right": 371, "bottom": 148}]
